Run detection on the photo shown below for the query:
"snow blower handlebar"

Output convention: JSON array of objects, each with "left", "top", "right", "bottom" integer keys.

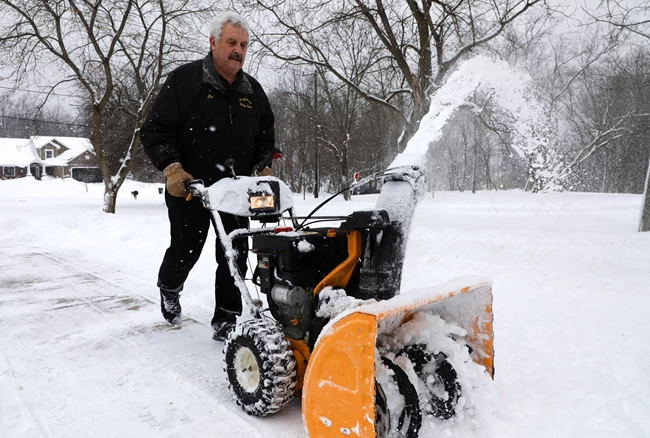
[
  {"left": 252, "top": 147, "right": 283, "bottom": 176},
  {"left": 184, "top": 179, "right": 207, "bottom": 204},
  {"left": 184, "top": 178, "right": 257, "bottom": 315},
  {"left": 184, "top": 177, "right": 262, "bottom": 317}
]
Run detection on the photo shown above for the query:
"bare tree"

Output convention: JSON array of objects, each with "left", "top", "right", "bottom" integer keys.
[
  {"left": 592, "top": 0, "right": 650, "bottom": 41},
  {"left": 426, "top": 96, "right": 510, "bottom": 192},
  {"left": 492, "top": 15, "right": 642, "bottom": 193},
  {"left": 244, "top": 0, "right": 543, "bottom": 154},
  {"left": 0, "top": 96, "right": 84, "bottom": 138},
  {"left": 639, "top": 154, "right": 650, "bottom": 231},
  {"left": 269, "top": 20, "right": 398, "bottom": 198},
  {"left": 0, "top": 0, "right": 209, "bottom": 213},
  {"left": 269, "top": 71, "right": 321, "bottom": 194},
  {"left": 591, "top": 0, "right": 650, "bottom": 230},
  {"left": 273, "top": 68, "right": 379, "bottom": 199}
]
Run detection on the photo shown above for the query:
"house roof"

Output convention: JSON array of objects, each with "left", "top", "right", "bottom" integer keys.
[
  {"left": 29, "top": 136, "right": 95, "bottom": 166},
  {"left": 0, "top": 138, "right": 44, "bottom": 167}
]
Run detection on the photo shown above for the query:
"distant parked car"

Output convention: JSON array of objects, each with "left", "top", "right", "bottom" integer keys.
[{"left": 352, "top": 182, "right": 381, "bottom": 195}]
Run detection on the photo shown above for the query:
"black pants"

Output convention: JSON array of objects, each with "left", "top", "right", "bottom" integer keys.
[{"left": 158, "top": 191, "right": 249, "bottom": 325}]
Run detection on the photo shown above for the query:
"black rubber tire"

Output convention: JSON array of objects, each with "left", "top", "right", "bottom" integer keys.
[
  {"left": 399, "top": 344, "right": 461, "bottom": 420},
  {"left": 427, "top": 354, "right": 461, "bottom": 420},
  {"left": 374, "top": 381, "right": 391, "bottom": 437},
  {"left": 223, "top": 318, "right": 296, "bottom": 416},
  {"left": 381, "top": 356, "right": 422, "bottom": 438}
]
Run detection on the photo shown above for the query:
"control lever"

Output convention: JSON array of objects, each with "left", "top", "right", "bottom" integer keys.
[{"left": 252, "top": 147, "right": 283, "bottom": 176}]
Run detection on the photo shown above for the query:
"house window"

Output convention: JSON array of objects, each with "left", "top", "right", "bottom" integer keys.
[
  {"left": 3, "top": 167, "right": 15, "bottom": 177},
  {"left": 45, "top": 150, "right": 54, "bottom": 159}
]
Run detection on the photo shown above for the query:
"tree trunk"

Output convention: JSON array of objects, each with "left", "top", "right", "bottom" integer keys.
[
  {"left": 104, "top": 186, "right": 118, "bottom": 214},
  {"left": 601, "top": 150, "right": 608, "bottom": 193},
  {"left": 314, "top": 148, "right": 319, "bottom": 198},
  {"left": 341, "top": 149, "right": 349, "bottom": 201},
  {"left": 462, "top": 131, "right": 469, "bottom": 192},
  {"left": 89, "top": 105, "right": 116, "bottom": 214},
  {"left": 485, "top": 153, "right": 497, "bottom": 191},
  {"left": 639, "top": 158, "right": 650, "bottom": 232},
  {"left": 448, "top": 163, "right": 454, "bottom": 191},
  {"left": 472, "top": 140, "right": 478, "bottom": 194}
]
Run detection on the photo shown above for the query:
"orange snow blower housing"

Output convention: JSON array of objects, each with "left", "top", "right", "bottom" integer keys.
[{"left": 303, "top": 278, "right": 494, "bottom": 438}]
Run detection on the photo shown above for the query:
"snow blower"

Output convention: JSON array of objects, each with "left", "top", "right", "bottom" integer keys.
[{"left": 185, "top": 156, "right": 494, "bottom": 438}]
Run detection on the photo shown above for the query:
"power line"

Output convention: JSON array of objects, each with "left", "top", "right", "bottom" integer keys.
[
  {"left": 0, "top": 114, "right": 89, "bottom": 128},
  {"left": 0, "top": 85, "right": 81, "bottom": 99}
]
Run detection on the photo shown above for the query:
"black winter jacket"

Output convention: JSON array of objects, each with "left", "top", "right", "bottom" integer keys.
[{"left": 141, "top": 53, "right": 275, "bottom": 186}]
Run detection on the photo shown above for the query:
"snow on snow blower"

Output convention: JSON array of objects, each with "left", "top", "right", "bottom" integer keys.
[{"left": 185, "top": 156, "right": 494, "bottom": 438}]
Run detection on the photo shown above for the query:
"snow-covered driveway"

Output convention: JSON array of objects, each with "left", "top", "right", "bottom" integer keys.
[{"left": 0, "top": 248, "right": 305, "bottom": 438}]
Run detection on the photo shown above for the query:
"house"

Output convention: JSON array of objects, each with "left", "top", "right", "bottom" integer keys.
[
  {"left": 0, "top": 138, "right": 44, "bottom": 179},
  {"left": 0, "top": 136, "right": 100, "bottom": 182}
]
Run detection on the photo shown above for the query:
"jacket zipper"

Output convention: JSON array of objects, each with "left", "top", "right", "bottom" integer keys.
[{"left": 228, "top": 105, "right": 233, "bottom": 125}]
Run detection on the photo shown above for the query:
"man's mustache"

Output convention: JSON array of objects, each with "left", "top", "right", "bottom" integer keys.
[{"left": 229, "top": 53, "right": 242, "bottom": 62}]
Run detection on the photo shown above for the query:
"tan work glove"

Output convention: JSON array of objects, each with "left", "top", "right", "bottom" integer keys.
[
  {"left": 259, "top": 167, "right": 273, "bottom": 177},
  {"left": 163, "top": 162, "right": 193, "bottom": 197}
]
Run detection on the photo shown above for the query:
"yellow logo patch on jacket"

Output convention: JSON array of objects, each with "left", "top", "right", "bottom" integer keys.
[{"left": 239, "top": 97, "right": 253, "bottom": 109}]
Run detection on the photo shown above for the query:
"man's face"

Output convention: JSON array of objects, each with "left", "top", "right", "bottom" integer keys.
[{"left": 210, "top": 23, "right": 248, "bottom": 80}]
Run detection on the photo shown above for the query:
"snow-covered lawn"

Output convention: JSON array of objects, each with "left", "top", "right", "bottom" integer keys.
[{"left": 1, "top": 177, "right": 648, "bottom": 437}]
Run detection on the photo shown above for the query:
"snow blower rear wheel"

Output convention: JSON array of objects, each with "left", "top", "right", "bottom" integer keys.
[{"left": 224, "top": 318, "right": 297, "bottom": 416}]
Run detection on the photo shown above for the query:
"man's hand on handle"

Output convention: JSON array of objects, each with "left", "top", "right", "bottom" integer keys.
[{"left": 163, "top": 162, "right": 193, "bottom": 197}]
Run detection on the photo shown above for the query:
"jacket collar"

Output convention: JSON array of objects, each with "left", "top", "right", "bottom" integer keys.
[{"left": 202, "top": 52, "right": 253, "bottom": 95}]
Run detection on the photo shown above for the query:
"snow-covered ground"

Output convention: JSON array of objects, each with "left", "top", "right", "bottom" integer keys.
[{"left": 1, "top": 177, "right": 649, "bottom": 437}]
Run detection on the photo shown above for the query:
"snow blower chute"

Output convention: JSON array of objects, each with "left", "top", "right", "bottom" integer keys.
[{"left": 186, "top": 158, "right": 494, "bottom": 438}]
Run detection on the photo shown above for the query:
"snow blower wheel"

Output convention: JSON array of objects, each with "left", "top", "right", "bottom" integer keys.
[
  {"left": 374, "top": 381, "right": 391, "bottom": 437},
  {"left": 224, "top": 319, "right": 297, "bottom": 416}
]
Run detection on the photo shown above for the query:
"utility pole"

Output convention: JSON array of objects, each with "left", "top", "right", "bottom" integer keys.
[{"left": 314, "top": 148, "right": 320, "bottom": 198}]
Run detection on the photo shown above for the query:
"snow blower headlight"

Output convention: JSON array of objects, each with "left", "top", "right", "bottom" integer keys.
[
  {"left": 249, "top": 182, "right": 281, "bottom": 223},
  {"left": 249, "top": 194, "right": 275, "bottom": 210}
]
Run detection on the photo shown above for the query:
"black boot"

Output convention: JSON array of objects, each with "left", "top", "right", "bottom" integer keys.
[
  {"left": 160, "top": 289, "right": 182, "bottom": 325},
  {"left": 212, "top": 319, "right": 236, "bottom": 341}
]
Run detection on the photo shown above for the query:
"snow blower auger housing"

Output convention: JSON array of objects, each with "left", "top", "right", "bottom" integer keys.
[
  {"left": 302, "top": 277, "right": 493, "bottom": 438},
  {"left": 185, "top": 161, "right": 494, "bottom": 438}
]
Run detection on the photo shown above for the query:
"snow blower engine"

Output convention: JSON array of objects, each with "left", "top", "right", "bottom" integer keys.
[{"left": 251, "top": 207, "right": 400, "bottom": 347}]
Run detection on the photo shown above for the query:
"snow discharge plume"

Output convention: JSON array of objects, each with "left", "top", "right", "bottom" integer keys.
[{"left": 390, "top": 55, "right": 548, "bottom": 182}]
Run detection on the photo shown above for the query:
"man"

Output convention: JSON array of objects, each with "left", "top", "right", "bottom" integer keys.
[{"left": 141, "top": 12, "right": 275, "bottom": 341}]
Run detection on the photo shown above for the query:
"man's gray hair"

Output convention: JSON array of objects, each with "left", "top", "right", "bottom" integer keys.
[{"left": 209, "top": 11, "right": 250, "bottom": 39}]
